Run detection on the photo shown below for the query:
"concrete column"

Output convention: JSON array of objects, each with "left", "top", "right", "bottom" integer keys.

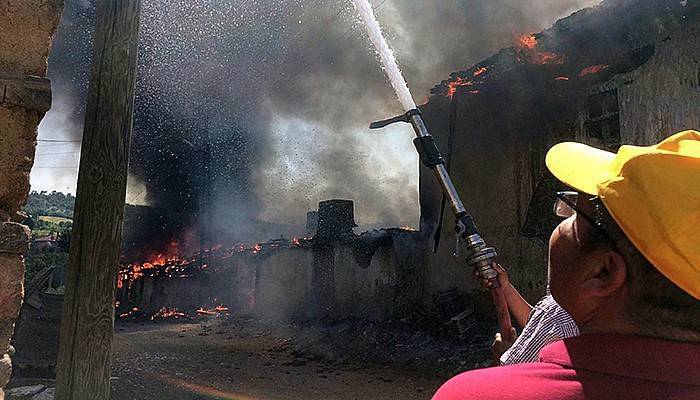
[{"left": 0, "top": 1, "right": 64, "bottom": 397}]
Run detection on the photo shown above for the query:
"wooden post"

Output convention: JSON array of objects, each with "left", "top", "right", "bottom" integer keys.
[{"left": 55, "top": 1, "right": 141, "bottom": 399}]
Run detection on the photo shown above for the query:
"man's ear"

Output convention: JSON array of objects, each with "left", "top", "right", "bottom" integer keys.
[{"left": 580, "top": 251, "right": 627, "bottom": 298}]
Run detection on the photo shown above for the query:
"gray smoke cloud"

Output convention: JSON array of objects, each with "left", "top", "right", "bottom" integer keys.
[
  {"left": 250, "top": 0, "right": 601, "bottom": 227},
  {"left": 40, "top": 0, "right": 601, "bottom": 243}
]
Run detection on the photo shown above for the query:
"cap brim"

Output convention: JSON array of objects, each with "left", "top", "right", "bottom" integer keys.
[{"left": 545, "top": 142, "right": 617, "bottom": 195}]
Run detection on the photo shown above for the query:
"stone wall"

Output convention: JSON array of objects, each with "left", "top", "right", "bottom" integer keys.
[
  {"left": 585, "top": 27, "right": 700, "bottom": 145},
  {"left": 0, "top": 1, "right": 63, "bottom": 397}
]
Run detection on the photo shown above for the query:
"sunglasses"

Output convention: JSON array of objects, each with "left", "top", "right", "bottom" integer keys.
[
  {"left": 553, "top": 191, "right": 616, "bottom": 245},
  {"left": 553, "top": 191, "right": 597, "bottom": 224}
]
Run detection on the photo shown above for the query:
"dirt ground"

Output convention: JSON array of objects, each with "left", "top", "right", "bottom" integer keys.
[
  {"left": 109, "top": 316, "right": 453, "bottom": 400},
  {"left": 9, "top": 308, "right": 491, "bottom": 399}
]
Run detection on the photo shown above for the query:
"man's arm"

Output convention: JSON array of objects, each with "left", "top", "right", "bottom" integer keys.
[{"left": 479, "top": 263, "right": 533, "bottom": 329}]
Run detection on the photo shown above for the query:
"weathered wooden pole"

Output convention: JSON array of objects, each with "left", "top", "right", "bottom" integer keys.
[{"left": 55, "top": 1, "right": 141, "bottom": 399}]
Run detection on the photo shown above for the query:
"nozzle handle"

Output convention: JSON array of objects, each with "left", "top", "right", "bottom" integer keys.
[
  {"left": 369, "top": 114, "right": 409, "bottom": 129},
  {"left": 369, "top": 109, "right": 422, "bottom": 129}
]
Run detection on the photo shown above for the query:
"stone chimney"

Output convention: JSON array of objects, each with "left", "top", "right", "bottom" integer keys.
[{"left": 315, "top": 199, "right": 356, "bottom": 241}]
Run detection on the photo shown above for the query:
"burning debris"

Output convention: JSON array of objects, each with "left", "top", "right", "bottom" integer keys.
[
  {"left": 118, "top": 237, "right": 311, "bottom": 287},
  {"left": 115, "top": 235, "right": 312, "bottom": 321},
  {"left": 578, "top": 64, "right": 610, "bottom": 77},
  {"left": 196, "top": 305, "right": 230, "bottom": 316},
  {"left": 152, "top": 306, "right": 186, "bottom": 320}
]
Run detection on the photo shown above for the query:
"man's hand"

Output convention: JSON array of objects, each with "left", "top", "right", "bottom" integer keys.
[
  {"left": 474, "top": 262, "right": 510, "bottom": 289},
  {"left": 491, "top": 327, "right": 518, "bottom": 364}
]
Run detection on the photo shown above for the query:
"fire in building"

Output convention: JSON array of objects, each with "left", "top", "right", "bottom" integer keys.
[{"left": 1, "top": 0, "right": 699, "bottom": 399}]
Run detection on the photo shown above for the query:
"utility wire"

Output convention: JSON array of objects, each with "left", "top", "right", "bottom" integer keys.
[
  {"left": 36, "top": 151, "right": 81, "bottom": 156},
  {"left": 32, "top": 166, "right": 80, "bottom": 169},
  {"left": 37, "top": 139, "right": 81, "bottom": 143}
]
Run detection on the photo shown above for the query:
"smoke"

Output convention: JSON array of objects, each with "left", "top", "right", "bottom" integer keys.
[
  {"left": 251, "top": 0, "right": 601, "bottom": 227},
  {"left": 42, "top": 0, "right": 601, "bottom": 245}
]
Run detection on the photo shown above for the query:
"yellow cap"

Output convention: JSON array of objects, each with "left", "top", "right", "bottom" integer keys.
[{"left": 545, "top": 130, "right": 700, "bottom": 299}]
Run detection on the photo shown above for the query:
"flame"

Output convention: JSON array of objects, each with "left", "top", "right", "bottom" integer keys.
[
  {"left": 532, "top": 52, "right": 565, "bottom": 65},
  {"left": 514, "top": 33, "right": 565, "bottom": 65},
  {"left": 555, "top": 76, "right": 570, "bottom": 81},
  {"left": 579, "top": 64, "right": 609, "bottom": 77},
  {"left": 252, "top": 244, "right": 262, "bottom": 254},
  {"left": 118, "top": 307, "right": 141, "bottom": 319},
  {"left": 196, "top": 305, "right": 229, "bottom": 316},
  {"left": 516, "top": 33, "right": 538, "bottom": 50},
  {"left": 151, "top": 306, "right": 186, "bottom": 320},
  {"left": 446, "top": 77, "right": 475, "bottom": 98},
  {"left": 292, "top": 237, "right": 301, "bottom": 245},
  {"left": 473, "top": 66, "right": 488, "bottom": 77}
]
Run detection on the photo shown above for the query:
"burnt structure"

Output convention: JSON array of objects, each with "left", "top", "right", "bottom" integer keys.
[
  {"left": 115, "top": 200, "right": 424, "bottom": 322},
  {"left": 418, "top": 0, "right": 699, "bottom": 313}
]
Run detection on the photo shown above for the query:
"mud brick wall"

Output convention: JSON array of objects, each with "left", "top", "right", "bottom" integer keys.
[{"left": 0, "top": 1, "right": 63, "bottom": 397}]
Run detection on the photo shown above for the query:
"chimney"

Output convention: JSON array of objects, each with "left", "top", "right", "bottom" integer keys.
[{"left": 316, "top": 199, "right": 356, "bottom": 241}]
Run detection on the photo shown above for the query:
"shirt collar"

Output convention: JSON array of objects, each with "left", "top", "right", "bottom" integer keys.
[{"left": 539, "top": 334, "right": 700, "bottom": 385}]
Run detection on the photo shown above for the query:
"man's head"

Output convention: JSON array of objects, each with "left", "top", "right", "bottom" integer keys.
[{"left": 545, "top": 130, "right": 700, "bottom": 341}]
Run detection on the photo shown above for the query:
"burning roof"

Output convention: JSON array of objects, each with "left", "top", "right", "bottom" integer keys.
[{"left": 430, "top": 0, "right": 697, "bottom": 99}]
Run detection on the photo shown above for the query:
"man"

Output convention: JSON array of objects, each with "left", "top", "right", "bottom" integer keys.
[{"left": 433, "top": 130, "right": 700, "bottom": 400}]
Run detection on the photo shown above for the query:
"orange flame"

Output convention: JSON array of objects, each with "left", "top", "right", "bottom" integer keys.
[
  {"left": 473, "top": 66, "right": 488, "bottom": 77},
  {"left": 151, "top": 306, "right": 186, "bottom": 320},
  {"left": 555, "top": 76, "right": 570, "bottom": 81},
  {"left": 514, "top": 33, "right": 565, "bottom": 65},
  {"left": 446, "top": 77, "right": 475, "bottom": 99},
  {"left": 196, "top": 305, "right": 229, "bottom": 316},
  {"left": 579, "top": 64, "right": 609, "bottom": 77},
  {"left": 516, "top": 33, "right": 538, "bottom": 50}
]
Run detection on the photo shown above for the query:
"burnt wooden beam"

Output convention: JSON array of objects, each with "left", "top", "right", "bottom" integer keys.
[{"left": 54, "top": 1, "right": 141, "bottom": 399}]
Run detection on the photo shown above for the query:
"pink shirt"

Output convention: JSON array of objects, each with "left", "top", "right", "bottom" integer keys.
[{"left": 433, "top": 334, "right": 700, "bottom": 400}]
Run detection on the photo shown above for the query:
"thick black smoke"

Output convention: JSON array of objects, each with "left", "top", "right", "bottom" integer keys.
[{"left": 45, "top": 0, "right": 600, "bottom": 249}]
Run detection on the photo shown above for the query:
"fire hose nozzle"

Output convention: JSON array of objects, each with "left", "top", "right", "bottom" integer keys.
[
  {"left": 458, "top": 215, "right": 499, "bottom": 288},
  {"left": 369, "top": 109, "right": 421, "bottom": 129}
]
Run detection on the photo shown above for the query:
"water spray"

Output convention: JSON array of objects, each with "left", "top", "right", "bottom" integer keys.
[{"left": 351, "top": 0, "right": 512, "bottom": 337}]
